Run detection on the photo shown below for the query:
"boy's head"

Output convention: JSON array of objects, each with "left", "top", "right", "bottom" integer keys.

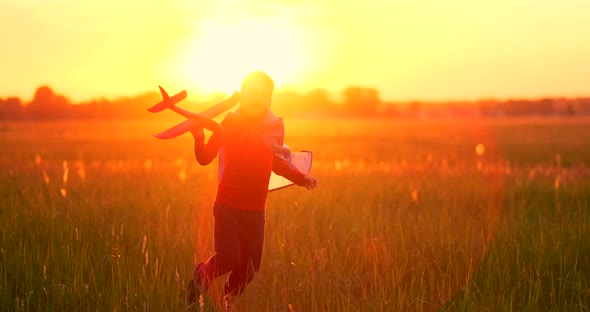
[{"left": 240, "top": 71, "right": 274, "bottom": 119}]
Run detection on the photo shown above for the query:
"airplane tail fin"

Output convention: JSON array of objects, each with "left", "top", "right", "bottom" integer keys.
[
  {"left": 158, "top": 85, "right": 169, "bottom": 99},
  {"left": 147, "top": 86, "right": 187, "bottom": 113}
]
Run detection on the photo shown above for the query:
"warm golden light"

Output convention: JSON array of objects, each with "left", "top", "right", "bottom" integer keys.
[
  {"left": 2, "top": 1, "right": 590, "bottom": 101},
  {"left": 168, "top": 18, "right": 307, "bottom": 94},
  {"left": 475, "top": 144, "right": 485, "bottom": 156}
]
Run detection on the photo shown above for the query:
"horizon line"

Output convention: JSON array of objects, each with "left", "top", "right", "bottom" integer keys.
[{"left": 1, "top": 85, "right": 590, "bottom": 105}]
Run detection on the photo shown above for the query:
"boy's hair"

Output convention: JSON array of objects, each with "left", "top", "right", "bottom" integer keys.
[{"left": 241, "top": 71, "right": 274, "bottom": 94}]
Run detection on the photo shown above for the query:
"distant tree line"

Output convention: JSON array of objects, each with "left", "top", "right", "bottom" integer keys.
[
  {"left": 0, "top": 86, "right": 163, "bottom": 120},
  {"left": 2, "top": 85, "right": 590, "bottom": 120}
]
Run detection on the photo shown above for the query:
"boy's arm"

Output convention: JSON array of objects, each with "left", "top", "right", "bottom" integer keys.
[
  {"left": 191, "top": 128, "right": 224, "bottom": 166},
  {"left": 271, "top": 155, "right": 307, "bottom": 186}
]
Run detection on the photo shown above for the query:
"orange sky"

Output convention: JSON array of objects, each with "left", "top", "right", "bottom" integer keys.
[{"left": 1, "top": 0, "right": 590, "bottom": 102}]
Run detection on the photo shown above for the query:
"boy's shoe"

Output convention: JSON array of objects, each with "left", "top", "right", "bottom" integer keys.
[
  {"left": 186, "top": 279, "right": 199, "bottom": 305},
  {"left": 187, "top": 262, "right": 207, "bottom": 305},
  {"left": 222, "top": 293, "right": 236, "bottom": 312}
]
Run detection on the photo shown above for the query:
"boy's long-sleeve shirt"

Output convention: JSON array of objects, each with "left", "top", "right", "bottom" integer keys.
[{"left": 194, "top": 118, "right": 306, "bottom": 211}]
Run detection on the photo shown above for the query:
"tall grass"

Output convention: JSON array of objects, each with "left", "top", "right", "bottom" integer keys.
[{"left": 0, "top": 118, "right": 588, "bottom": 311}]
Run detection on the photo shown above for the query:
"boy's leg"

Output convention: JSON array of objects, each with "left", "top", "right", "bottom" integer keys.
[
  {"left": 224, "top": 210, "right": 265, "bottom": 297},
  {"left": 202, "top": 203, "right": 243, "bottom": 280},
  {"left": 190, "top": 202, "right": 241, "bottom": 303}
]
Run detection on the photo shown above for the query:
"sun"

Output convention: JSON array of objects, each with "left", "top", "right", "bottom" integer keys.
[{"left": 171, "top": 19, "right": 307, "bottom": 95}]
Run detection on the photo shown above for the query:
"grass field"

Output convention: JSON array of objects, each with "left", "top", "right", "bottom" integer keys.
[{"left": 1, "top": 118, "right": 589, "bottom": 311}]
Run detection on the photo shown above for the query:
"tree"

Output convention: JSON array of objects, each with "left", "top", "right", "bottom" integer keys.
[
  {"left": 27, "top": 86, "right": 71, "bottom": 119},
  {"left": 342, "top": 87, "right": 381, "bottom": 116},
  {"left": 303, "top": 89, "right": 334, "bottom": 116},
  {"left": 0, "top": 97, "right": 23, "bottom": 120}
]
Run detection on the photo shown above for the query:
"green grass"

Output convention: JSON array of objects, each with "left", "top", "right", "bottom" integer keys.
[{"left": 0, "top": 118, "right": 589, "bottom": 311}]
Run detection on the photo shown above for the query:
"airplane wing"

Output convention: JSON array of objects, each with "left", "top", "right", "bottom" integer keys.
[
  {"left": 150, "top": 90, "right": 241, "bottom": 139},
  {"left": 199, "top": 92, "right": 240, "bottom": 118},
  {"left": 153, "top": 119, "right": 200, "bottom": 140},
  {"left": 268, "top": 151, "right": 313, "bottom": 191}
]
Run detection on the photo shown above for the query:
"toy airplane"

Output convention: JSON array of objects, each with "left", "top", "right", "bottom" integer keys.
[
  {"left": 147, "top": 86, "right": 240, "bottom": 139},
  {"left": 148, "top": 85, "right": 313, "bottom": 191}
]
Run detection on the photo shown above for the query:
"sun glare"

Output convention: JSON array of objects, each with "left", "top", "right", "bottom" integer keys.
[{"left": 169, "top": 19, "right": 307, "bottom": 94}]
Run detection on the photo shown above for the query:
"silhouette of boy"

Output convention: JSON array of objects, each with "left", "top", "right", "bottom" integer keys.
[{"left": 187, "top": 71, "right": 318, "bottom": 308}]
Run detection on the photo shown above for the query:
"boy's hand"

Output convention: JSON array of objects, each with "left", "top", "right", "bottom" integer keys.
[
  {"left": 190, "top": 127, "right": 204, "bottom": 139},
  {"left": 302, "top": 175, "right": 318, "bottom": 190}
]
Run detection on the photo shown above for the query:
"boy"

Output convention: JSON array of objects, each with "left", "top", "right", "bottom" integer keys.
[{"left": 187, "top": 71, "right": 318, "bottom": 308}]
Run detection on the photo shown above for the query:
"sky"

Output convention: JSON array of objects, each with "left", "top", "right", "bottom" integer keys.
[{"left": 1, "top": 0, "right": 590, "bottom": 102}]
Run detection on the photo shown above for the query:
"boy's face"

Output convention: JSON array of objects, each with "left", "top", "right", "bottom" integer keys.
[{"left": 240, "top": 81, "right": 272, "bottom": 119}]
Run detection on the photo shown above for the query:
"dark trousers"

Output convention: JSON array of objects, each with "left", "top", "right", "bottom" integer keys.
[{"left": 199, "top": 202, "right": 265, "bottom": 296}]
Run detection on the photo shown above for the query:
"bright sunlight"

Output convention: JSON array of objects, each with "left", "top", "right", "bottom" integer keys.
[{"left": 165, "top": 18, "right": 308, "bottom": 94}]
